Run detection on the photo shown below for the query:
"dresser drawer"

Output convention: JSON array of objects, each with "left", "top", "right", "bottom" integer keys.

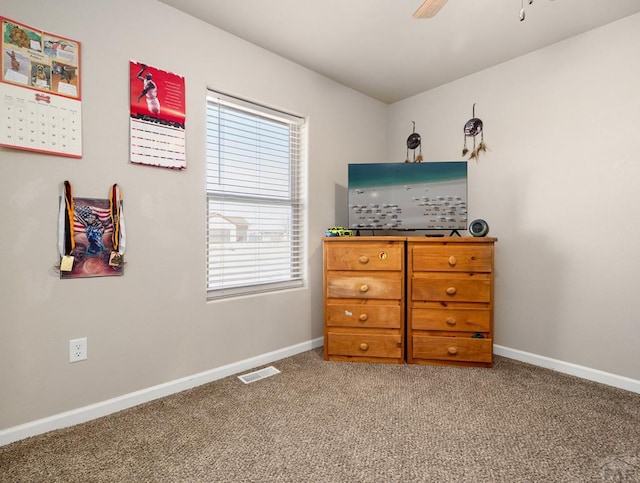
[
  {"left": 411, "top": 244, "right": 493, "bottom": 272},
  {"left": 326, "top": 303, "right": 401, "bottom": 328},
  {"left": 411, "top": 307, "right": 490, "bottom": 332},
  {"left": 327, "top": 272, "right": 402, "bottom": 300},
  {"left": 325, "top": 242, "right": 403, "bottom": 271},
  {"left": 327, "top": 333, "right": 402, "bottom": 359},
  {"left": 413, "top": 335, "right": 492, "bottom": 363},
  {"left": 411, "top": 273, "right": 491, "bottom": 303}
]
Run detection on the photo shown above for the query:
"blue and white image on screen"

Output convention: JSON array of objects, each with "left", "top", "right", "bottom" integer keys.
[{"left": 348, "top": 162, "right": 468, "bottom": 231}]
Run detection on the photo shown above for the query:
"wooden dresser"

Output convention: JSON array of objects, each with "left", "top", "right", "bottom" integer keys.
[
  {"left": 407, "top": 238, "right": 497, "bottom": 367},
  {"left": 323, "top": 236, "right": 405, "bottom": 364}
]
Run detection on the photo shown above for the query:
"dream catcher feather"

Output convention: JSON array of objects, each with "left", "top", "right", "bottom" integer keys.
[
  {"left": 462, "top": 104, "right": 487, "bottom": 162},
  {"left": 405, "top": 121, "right": 423, "bottom": 162}
]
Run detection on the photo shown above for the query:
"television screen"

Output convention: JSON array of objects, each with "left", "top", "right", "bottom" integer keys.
[{"left": 348, "top": 162, "right": 468, "bottom": 231}]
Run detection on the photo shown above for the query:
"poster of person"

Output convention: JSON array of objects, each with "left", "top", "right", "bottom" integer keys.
[
  {"left": 129, "top": 60, "right": 186, "bottom": 170},
  {"left": 0, "top": 16, "right": 82, "bottom": 157},
  {"left": 61, "top": 198, "right": 124, "bottom": 279}
]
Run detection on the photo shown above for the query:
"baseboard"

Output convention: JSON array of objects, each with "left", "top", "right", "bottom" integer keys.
[
  {"left": 0, "top": 337, "right": 324, "bottom": 447},
  {"left": 4, "top": 339, "right": 636, "bottom": 447},
  {"left": 494, "top": 344, "right": 640, "bottom": 394}
]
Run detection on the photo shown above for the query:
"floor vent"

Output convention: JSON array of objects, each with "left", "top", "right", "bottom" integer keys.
[{"left": 238, "top": 366, "right": 280, "bottom": 384}]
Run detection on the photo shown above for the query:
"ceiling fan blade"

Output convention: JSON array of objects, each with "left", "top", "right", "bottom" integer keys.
[{"left": 412, "top": 0, "right": 449, "bottom": 18}]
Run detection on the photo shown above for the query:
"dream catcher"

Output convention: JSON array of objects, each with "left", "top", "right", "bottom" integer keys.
[
  {"left": 462, "top": 104, "right": 487, "bottom": 161},
  {"left": 405, "top": 121, "right": 423, "bottom": 162}
]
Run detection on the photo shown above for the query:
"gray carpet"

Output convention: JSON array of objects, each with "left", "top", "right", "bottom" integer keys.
[{"left": 1, "top": 348, "right": 639, "bottom": 482}]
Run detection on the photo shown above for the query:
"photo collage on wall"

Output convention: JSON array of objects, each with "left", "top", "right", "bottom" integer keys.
[
  {"left": 0, "top": 17, "right": 189, "bottom": 279},
  {"left": 0, "top": 16, "right": 82, "bottom": 157}
]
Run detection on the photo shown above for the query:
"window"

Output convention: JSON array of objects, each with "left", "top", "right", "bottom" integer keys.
[{"left": 206, "top": 91, "right": 305, "bottom": 299}]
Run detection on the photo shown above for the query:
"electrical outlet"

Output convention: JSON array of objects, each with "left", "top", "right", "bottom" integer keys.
[{"left": 69, "top": 337, "right": 87, "bottom": 363}]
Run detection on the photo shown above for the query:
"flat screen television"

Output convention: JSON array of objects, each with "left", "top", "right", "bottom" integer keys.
[{"left": 348, "top": 161, "right": 468, "bottom": 232}]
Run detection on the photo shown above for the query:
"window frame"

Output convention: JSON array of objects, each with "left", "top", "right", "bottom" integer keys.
[{"left": 205, "top": 90, "right": 306, "bottom": 300}]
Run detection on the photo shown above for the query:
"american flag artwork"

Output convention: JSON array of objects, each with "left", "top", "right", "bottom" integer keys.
[
  {"left": 61, "top": 198, "right": 124, "bottom": 279},
  {"left": 73, "top": 203, "right": 113, "bottom": 235}
]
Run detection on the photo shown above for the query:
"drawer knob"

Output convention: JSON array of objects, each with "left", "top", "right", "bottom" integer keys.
[
  {"left": 447, "top": 346, "right": 458, "bottom": 355},
  {"left": 359, "top": 284, "right": 369, "bottom": 293},
  {"left": 448, "top": 256, "right": 457, "bottom": 266},
  {"left": 359, "top": 256, "right": 369, "bottom": 264},
  {"left": 359, "top": 343, "right": 369, "bottom": 351},
  {"left": 359, "top": 313, "right": 369, "bottom": 322},
  {"left": 446, "top": 318, "right": 457, "bottom": 326},
  {"left": 446, "top": 287, "right": 457, "bottom": 295}
]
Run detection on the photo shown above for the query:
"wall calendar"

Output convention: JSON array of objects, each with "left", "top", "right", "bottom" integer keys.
[
  {"left": 129, "top": 60, "right": 186, "bottom": 170},
  {"left": 0, "top": 17, "right": 82, "bottom": 158}
]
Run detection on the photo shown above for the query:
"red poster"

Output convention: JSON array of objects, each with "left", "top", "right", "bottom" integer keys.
[{"left": 129, "top": 60, "right": 186, "bottom": 170}]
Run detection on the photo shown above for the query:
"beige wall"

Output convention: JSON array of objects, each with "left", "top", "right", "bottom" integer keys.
[
  {"left": 388, "top": 13, "right": 640, "bottom": 380},
  {"left": 0, "top": 0, "right": 387, "bottom": 430}
]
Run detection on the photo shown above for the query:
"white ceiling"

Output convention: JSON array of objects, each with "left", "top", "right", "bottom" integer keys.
[{"left": 157, "top": 0, "right": 640, "bottom": 104}]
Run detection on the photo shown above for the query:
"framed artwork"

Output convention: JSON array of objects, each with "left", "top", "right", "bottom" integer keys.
[{"left": 60, "top": 197, "right": 124, "bottom": 279}]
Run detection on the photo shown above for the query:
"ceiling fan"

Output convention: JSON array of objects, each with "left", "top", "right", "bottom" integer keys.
[
  {"left": 413, "top": 0, "right": 541, "bottom": 20},
  {"left": 412, "top": 0, "right": 448, "bottom": 19}
]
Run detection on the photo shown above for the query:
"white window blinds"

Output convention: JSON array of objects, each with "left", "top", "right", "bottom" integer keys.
[{"left": 206, "top": 91, "right": 305, "bottom": 299}]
